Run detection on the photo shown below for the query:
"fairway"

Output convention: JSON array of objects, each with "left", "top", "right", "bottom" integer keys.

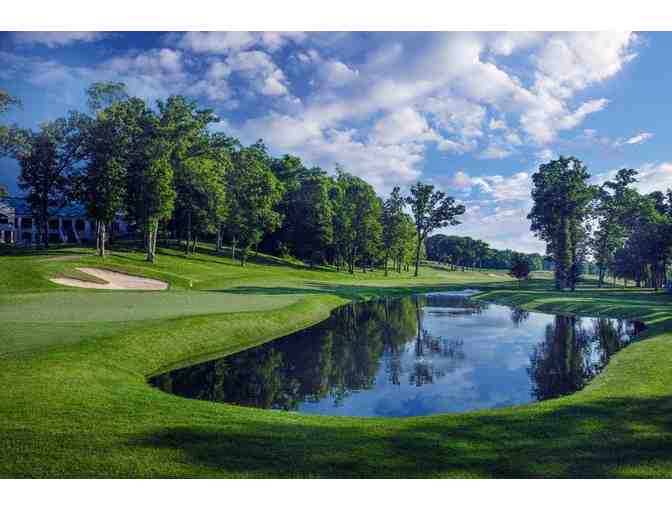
[{"left": 2, "top": 246, "right": 672, "bottom": 478}]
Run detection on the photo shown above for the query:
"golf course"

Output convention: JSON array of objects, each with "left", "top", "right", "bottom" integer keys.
[{"left": 1, "top": 245, "right": 672, "bottom": 478}]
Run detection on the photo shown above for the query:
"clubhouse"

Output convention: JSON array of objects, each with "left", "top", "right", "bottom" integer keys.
[{"left": 0, "top": 196, "right": 129, "bottom": 246}]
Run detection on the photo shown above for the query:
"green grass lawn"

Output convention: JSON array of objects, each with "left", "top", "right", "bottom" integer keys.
[{"left": 1, "top": 244, "right": 672, "bottom": 478}]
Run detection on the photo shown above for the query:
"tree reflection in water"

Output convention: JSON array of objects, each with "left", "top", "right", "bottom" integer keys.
[
  {"left": 528, "top": 316, "right": 645, "bottom": 401},
  {"left": 150, "top": 293, "right": 643, "bottom": 416}
]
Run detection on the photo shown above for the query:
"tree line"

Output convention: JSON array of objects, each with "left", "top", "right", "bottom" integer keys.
[
  {"left": 425, "top": 234, "right": 547, "bottom": 271},
  {"left": 0, "top": 83, "right": 466, "bottom": 275},
  {"left": 528, "top": 156, "right": 672, "bottom": 290}
]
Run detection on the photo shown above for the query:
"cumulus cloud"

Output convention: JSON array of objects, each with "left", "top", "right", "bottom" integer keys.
[
  {"left": 318, "top": 60, "right": 359, "bottom": 87},
  {"left": 13, "top": 32, "right": 105, "bottom": 47},
  {"left": 175, "top": 31, "right": 305, "bottom": 54},
  {"left": 622, "top": 132, "right": 654, "bottom": 145},
  {"left": 370, "top": 107, "right": 436, "bottom": 145}
]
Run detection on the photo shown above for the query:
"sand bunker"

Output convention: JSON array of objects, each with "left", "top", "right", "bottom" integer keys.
[{"left": 50, "top": 267, "right": 168, "bottom": 290}]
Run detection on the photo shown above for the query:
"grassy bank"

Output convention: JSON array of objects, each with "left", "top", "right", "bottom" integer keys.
[{"left": 1, "top": 246, "right": 672, "bottom": 477}]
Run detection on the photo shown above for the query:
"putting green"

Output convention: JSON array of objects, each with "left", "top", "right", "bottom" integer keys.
[{"left": 0, "top": 291, "right": 301, "bottom": 323}]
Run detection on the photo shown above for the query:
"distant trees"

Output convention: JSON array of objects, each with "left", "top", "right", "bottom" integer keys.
[
  {"left": 405, "top": 182, "right": 465, "bottom": 276},
  {"left": 528, "top": 157, "right": 596, "bottom": 290},
  {"left": 426, "top": 234, "right": 543, "bottom": 271}
]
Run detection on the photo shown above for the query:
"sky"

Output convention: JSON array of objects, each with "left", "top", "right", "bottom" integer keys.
[{"left": 2, "top": 31, "right": 672, "bottom": 253}]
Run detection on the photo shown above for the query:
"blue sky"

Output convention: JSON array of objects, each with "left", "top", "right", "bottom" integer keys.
[{"left": 1, "top": 31, "right": 671, "bottom": 252}]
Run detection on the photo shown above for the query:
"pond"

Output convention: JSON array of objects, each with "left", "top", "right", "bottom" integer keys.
[{"left": 149, "top": 292, "right": 645, "bottom": 417}]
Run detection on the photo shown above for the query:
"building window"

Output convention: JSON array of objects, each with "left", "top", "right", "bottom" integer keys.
[
  {"left": 112, "top": 222, "right": 120, "bottom": 233},
  {"left": 0, "top": 214, "right": 8, "bottom": 225}
]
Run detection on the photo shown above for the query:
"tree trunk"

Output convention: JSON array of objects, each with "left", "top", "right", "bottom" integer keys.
[
  {"left": 153, "top": 221, "right": 159, "bottom": 259},
  {"left": 185, "top": 210, "right": 191, "bottom": 255},
  {"left": 231, "top": 236, "right": 237, "bottom": 261},
  {"left": 146, "top": 220, "right": 157, "bottom": 263},
  {"left": 98, "top": 222, "right": 106, "bottom": 258},
  {"left": 384, "top": 252, "right": 389, "bottom": 277},
  {"left": 414, "top": 236, "right": 422, "bottom": 277}
]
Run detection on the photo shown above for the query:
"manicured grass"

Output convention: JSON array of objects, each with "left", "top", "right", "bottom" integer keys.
[{"left": 1, "top": 245, "right": 672, "bottom": 477}]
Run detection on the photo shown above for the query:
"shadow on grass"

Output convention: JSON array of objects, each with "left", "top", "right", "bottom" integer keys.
[{"left": 130, "top": 395, "right": 672, "bottom": 477}]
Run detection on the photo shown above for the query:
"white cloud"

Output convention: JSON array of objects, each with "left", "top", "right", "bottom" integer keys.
[
  {"left": 623, "top": 132, "right": 654, "bottom": 145},
  {"left": 176, "top": 31, "right": 305, "bottom": 54},
  {"left": 479, "top": 145, "right": 514, "bottom": 160},
  {"left": 319, "top": 60, "right": 359, "bottom": 87},
  {"left": 13, "top": 32, "right": 104, "bottom": 47},
  {"left": 632, "top": 163, "right": 672, "bottom": 194},
  {"left": 370, "top": 107, "right": 435, "bottom": 145},
  {"left": 488, "top": 32, "right": 544, "bottom": 56}
]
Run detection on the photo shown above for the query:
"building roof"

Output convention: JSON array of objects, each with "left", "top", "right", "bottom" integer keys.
[{"left": 0, "top": 197, "right": 86, "bottom": 217}]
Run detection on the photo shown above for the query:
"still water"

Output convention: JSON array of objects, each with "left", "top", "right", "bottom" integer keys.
[{"left": 150, "top": 292, "right": 644, "bottom": 417}]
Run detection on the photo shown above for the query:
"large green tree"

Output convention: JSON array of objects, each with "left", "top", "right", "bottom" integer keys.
[
  {"left": 285, "top": 175, "right": 334, "bottom": 267},
  {"left": 405, "top": 181, "right": 465, "bottom": 277},
  {"left": 333, "top": 170, "right": 383, "bottom": 273},
  {"left": 225, "top": 143, "right": 283, "bottom": 266},
  {"left": 528, "top": 156, "right": 596, "bottom": 290},
  {"left": 381, "top": 186, "right": 406, "bottom": 276},
  {"left": 122, "top": 98, "right": 176, "bottom": 263},
  {"left": 75, "top": 99, "right": 135, "bottom": 257},
  {"left": 590, "top": 168, "right": 639, "bottom": 287},
  {"left": 158, "top": 96, "right": 227, "bottom": 255}
]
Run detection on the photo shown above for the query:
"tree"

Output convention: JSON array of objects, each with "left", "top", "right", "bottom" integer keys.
[
  {"left": 1, "top": 90, "right": 22, "bottom": 156},
  {"left": 122, "top": 98, "right": 176, "bottom": 263},
  {"left": 0, "top": 184, "right": 8, "bottom": 198},
  {"left": 590, "top": 168, "right": 638, "bottom": 287},
  {"left": 528, "top": 156, "right": 596, "bottom": 290},
  {"left": 332, "top": 170, "right": 383, "bottom": 273},
  {"left": 158, "top": 96, "right": 224, "bottom": 254},
  {"left": 509, "top": 253, "right": 532, "bottom": 286},
  {"left": 17, "top": 114, "right": 87, "bottom": 248},
  {"left": 85, "top": 82, "right": 129, "bottom": 113},
  {"left": 285, "top": 175, "right": 334, "bottom": 267},
  {"left": 405, "top": 181, "right": 465, "bottom": 277},
  {"left": 75, "top": 101, "right": 131, "bottom": 257},
  {"left": 225, "top": 143, "right": 282, "bottom": 266},
  {"left": 382, "top": 187, "right": 406, "bottom": 276}
]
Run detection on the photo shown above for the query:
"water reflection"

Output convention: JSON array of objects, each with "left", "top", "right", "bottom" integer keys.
[
  {"left": 150, "top": 293, "right": 643, "bottom": 417},
  {"left": 529, "top": 316, "right": 644, "bottom": 401}
]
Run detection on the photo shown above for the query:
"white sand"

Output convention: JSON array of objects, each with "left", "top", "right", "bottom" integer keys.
[{"left": 50, "top": 267, "right": 168, "bottom": 290}]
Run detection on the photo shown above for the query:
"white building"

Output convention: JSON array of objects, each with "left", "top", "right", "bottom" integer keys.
[{"left": 0, "top": 197, "right": 129, "bottom": 246}]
